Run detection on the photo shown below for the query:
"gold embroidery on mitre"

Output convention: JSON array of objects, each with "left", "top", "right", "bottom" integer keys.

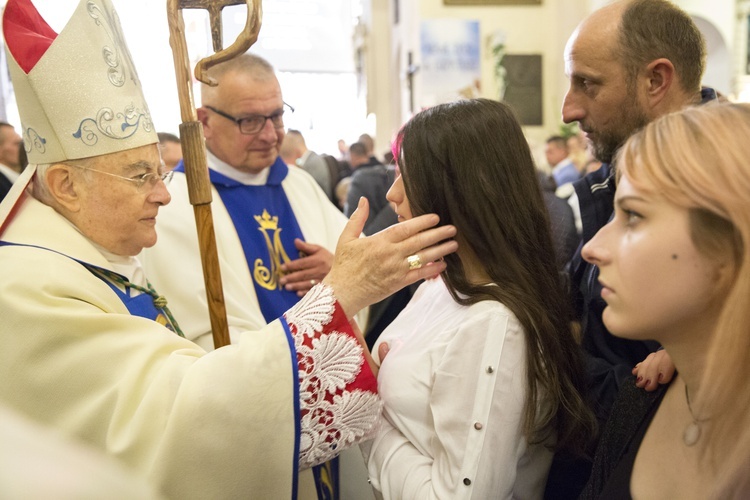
[{"left": 253, "top": 209, "right": 293, "bottom": 290}]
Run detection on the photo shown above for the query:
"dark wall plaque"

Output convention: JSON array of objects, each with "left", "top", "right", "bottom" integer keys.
[{"left": 502, "top": 54, "right": 543, "bottom": 126}]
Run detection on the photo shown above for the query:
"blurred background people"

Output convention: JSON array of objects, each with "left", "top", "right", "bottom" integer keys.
[
  {"left": 358, "top": 133, "right": 381, "bottom": 165},
  {"left": 334, "top": 175, "right": 352, "bottom": 211},
  {"left": 545, "top": 135, "right": 580, "bottom": 194},
  {"left": 344, "top": 141, "right": 396, "bottom": 235},
  {"left": 157, "top": 132, "right": 183, "bottom": 171},
  {"left": 537, "top": 171, "right": 579, "bottom": 269},
  {"left": 279, "top": 128, "right": 303, "bottom": 166},
  {"left": 0, "top": 122, "right": 23, "bottom": 201},
  {"left": 566, "top": 132, "right": 590, "bottom": 173},
  {"left": 282, "top": 128, "right": 334, "bottom": 201},
  {"left": 337, "top": 138, "right": 349, "bottom": 162}
]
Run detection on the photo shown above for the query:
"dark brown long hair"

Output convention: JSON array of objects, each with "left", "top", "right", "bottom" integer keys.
[{"left": 395, "top": 98, "right": 595, "bottom": 454}]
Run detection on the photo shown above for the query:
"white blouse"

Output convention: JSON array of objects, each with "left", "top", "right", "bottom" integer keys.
[{"left": 366, "top": 278, "right": 553, "bottom": 499}]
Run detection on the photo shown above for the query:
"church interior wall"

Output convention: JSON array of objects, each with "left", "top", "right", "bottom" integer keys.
[
  {"left": 0, "top": 0, "right": 743, "bottom": 168},
  {"left": 365, "top": 0, "right": 741, "bottom": 169}
]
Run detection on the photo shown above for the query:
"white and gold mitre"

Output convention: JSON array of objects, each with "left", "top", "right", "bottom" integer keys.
[{"left": 2, "top": 0, "right": 157, "bottom": 164}]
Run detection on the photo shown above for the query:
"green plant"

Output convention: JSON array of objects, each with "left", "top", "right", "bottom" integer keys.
[
  {"left": 558, "top": 122, "right": 580, "bottom": 139},
  {"left": 490, "top": 32, "right": 507, "bottom": 99}
]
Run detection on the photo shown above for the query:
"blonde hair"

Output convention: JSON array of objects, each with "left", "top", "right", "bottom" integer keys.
[{"left": 617, "top": 102, "right": 750, "bottom": 496}]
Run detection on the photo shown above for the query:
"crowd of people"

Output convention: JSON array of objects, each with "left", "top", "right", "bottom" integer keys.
[
  {"left": 0, "top": 121, "right": 24, "bottom": 201},
  {"left": 1, "top": 0, "right": 748, "bottom": 498}
]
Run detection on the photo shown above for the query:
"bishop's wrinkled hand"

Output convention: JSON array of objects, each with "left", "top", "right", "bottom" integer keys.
[{"left": 324, "top": 197, "right": 458, "bottom": 318}]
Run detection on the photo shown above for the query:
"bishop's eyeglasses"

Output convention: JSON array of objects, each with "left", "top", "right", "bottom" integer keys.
[
  {"left": 204, "top": 102, "right": 295, "bottom": 135},
  {"left": 68, "top": 164, "right": 173, "bottom": 193}
]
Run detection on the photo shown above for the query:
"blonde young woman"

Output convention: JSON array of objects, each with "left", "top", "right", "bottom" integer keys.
[
  {"left": 364, "top": 99, "right": 595, "bottom": 499},
  {"left": 580, "top": 102, "right": 750, "bottom": 498}
]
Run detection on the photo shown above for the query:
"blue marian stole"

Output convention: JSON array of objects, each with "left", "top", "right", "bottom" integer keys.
[
  {"left": 191, "top": 158, "right": 306, "bottom": 323},
  {"left": 0, "top": 241, "right": 180, "bottom": 334},
  {"left": 86, "top": 266, "right": 181, "bottom": 335},
  {"left": 178, "top": 158, "right": 339, "bottom": 499},
  {"left": 185, "top": 158, "right": 339, "bottom": 500}
]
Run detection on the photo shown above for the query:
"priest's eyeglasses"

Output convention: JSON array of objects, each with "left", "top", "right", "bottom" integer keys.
[
  {"left": 68, "top": 164, "right": 174, "bottom": 193},
  {"left": 204, "top": 102, "right": 295, "bottom": 135}
]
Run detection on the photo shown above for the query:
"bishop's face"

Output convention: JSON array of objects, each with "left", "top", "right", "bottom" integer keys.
[{"left": 71, "top": 144, "right": 171, "bottom": 256}]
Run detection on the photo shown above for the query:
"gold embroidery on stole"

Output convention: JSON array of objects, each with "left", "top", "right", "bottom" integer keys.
[{"left": 253, "top": 209, "right": 293, "bottom": 290}]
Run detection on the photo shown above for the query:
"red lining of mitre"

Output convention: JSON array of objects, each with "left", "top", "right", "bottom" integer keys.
[{"left": 2, "top": 0, "right": 58, "bottom": 74}]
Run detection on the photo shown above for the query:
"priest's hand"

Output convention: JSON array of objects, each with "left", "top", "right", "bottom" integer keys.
[
  {"left": 279, "top": 240, "right": 333, "bottom": 297},
  {"left": 323, "top": 197, "right": 458, "bottom": 318}
]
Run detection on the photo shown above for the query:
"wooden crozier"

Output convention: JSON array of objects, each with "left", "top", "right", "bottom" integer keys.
[{"left": 165, "top": 0, "right": 263, "bottom": 348}]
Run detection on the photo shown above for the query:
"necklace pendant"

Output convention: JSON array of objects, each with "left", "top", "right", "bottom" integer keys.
[{"left": 683, "top": 422, "right": 701, "bottom": 447}]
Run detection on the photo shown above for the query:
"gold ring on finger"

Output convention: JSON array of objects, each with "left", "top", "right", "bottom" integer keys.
[{"left": 407, "top": 254, "right": 423, "bottom": 270}]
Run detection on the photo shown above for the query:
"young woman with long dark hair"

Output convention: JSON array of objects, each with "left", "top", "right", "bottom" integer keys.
[{"left": 364, "top": 98, "right": 595, "bottom": 499}]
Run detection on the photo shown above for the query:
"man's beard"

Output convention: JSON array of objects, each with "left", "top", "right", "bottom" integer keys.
[{"left": 590, "top": 100, "right": 650, "bottom": 164}]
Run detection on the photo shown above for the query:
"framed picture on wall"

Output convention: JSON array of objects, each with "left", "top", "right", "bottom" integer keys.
[
  {"left": 502, "top": 54, "right": 543, "bottom": 126},
  {"left": 444, "top": 0, "right": 541, "bottom": 5}
]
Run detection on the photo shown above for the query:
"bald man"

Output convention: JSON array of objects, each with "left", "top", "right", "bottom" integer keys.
[{"left": 547, "top": 1, "right": 714, "bottom": 496}]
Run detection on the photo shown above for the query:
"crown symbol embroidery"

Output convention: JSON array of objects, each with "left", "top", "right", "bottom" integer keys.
[{"left": 254, "top": 210, "right": 279, "bottom": 230}]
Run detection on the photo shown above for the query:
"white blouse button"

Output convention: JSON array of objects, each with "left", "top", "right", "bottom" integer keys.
[
  {"left": 463, "top": 478, "right": 472, "bottom": 486},
  {"left": 486, "top": 366, "right": 494, "bottom": 373},
  {"left": 474, "top": 422, "right": 483, "bottom": 430}
]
